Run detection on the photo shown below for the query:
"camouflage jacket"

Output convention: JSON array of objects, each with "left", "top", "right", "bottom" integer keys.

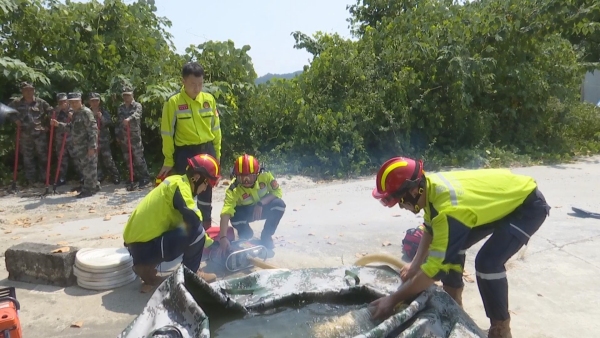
[
  {"left": 116, "top": 101, "right": 143, "bottom": 136},
  {"left": 8, "top": 97, "right": 53, "bottom": 132},
  {"left": 92, "top": 107, "right": 113, "bottom": 143},
  {"left": 54, "top": 106, "right": 73, "bottom": 141},
  {"left": 57, "top": 106, "right": 98, "bottom": 153}
]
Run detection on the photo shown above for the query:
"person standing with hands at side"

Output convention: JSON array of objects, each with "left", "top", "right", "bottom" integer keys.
[
  {"left": 117, "top": 86, "right": 151, "bottom": 189},
  {"left": 88, "top": 92, "right": 120, "bottom": 185},
  {"left": 159, "top": 62, "right": 222, "bottom": 230},
  {"left": 51, "top": 93, "right": 99, "bottom": 198}
]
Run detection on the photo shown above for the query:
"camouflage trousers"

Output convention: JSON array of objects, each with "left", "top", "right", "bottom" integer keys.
[
  {"left": 19, "top": 130, "right": 48, "bottom": 183},
  {"left": 118, "top": 130, "right": 150, "bottom": 181},
  {"left": 53, "top": 130, "right": 74, "bottom": 182},
  {"left": 97, "top": 138, "right": 119, "bottom": 180},
  {"left": 75, "top": 150, "right": 98, "bottom": 191}
]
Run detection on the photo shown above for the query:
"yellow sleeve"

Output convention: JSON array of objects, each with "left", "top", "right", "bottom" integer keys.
[
  {"left": 161, "top": 100, "right": 175, "bottom": 167},
  {"left": 420, "top": 212, "right": 465, "bottom": 279},
  {"left": 211, "top": 102, "right": 222, "bottom": 160},
  {"left": 265, "top": 172, "right": 283, "bottom": 198},
  {"left": 220, "top": 184, "right": 239, "bottom": 216}
]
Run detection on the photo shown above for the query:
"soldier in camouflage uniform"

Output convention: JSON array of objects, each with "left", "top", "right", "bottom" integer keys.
[
  {"left": 8, "top": 82, "right": 53, "bottom": 186},
  {"left": 53, "top": 93, "right": 78, "bottom": 186},
  {"left": 51, "top": 92, "right": 99, "bottom": 198},
  {"left": 88, "top": 93, "right": 120, "bottom": 185},
  {"left": 116, "top": 86, "right": 151, "bottom": 188}
]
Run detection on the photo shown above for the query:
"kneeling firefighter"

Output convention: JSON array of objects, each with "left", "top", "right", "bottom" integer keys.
[
  {"left": 123, "top": 154, "right": 221, "bottom": 285},
  {"left": 216, "top": 154, "right": 286, "bottom": 255},
  {"left": 368, "top": 157, "right": 550, "bottom": 338}
]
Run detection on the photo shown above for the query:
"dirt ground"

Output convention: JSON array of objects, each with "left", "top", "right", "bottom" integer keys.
[
  {"left": 1, "top": 158, "right": 600, "bottom": 337},
  {"left": 0, "top": 175, "right": 322, "bottom": 231}
]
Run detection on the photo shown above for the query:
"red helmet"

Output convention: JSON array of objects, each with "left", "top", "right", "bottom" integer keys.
[
  {"left": 233, "top": 154, "right": 260, "bottom": 176},
  {"left": 187, "top": 154, "right": 221, "bottom": 187},
  {"left": 373, "top": 157, "right": 424, "bottom": 207}
]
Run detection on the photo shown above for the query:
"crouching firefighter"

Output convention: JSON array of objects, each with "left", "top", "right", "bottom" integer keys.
[
  {"left": 216, "top": 154, "right": 286, "bottom": 256},
  {"left": 368, "top": 157, "right": 550, "bottom": 338},
  {"left": 122, "top": 154, "right": 221, "bottom": 286}
]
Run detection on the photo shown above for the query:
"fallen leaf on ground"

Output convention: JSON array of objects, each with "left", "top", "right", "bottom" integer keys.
[
  {"left": 140, "top": 284, "right": 154, "bottom": 293},
  {"left": 11, "top": 236, "right": 20, "bottom": 240},
  {"left": 51, "top": 246, "right": 70, "bottom": 253},
  {"left": 66, "top": 205, "right": 73, "bottom": 208},
  {"left": 337, "top": 201, "right": 342, "bottom": 205},
  {"left": 35, "top": 216, "right": 45, "bottom": 223},
  {"left": 360, "top": 222, "right": 366, "bottom": 225},
  {"left": 324, "top": 236, "right": 330, "bottom": 239},
  {"left": 293, "top": 208, "right": 300, "bottom": 211},
  {"left": 327, "top": 241, "right": 336, "bottom": 245},
  {"left": 4, "top": 230, "right": 12, "bottom": 234},
  {"left": 537, "top": 293, "right": 543, "bottom": 297},
  {"left": 80, "top": 226, "right": 88, "bottom": 230},
  {"left": 308, "top": 233, "right": 315, "bottom": 236},
  {"left": 0, "top": 209, "right": 4, "bottom": 212},
  {"left": 554, "top": 205, "right": 562, "bottom": 208},
  {"left": 103, "top": 214, "right": 111, "bottom": 221},
  {"left": 382, "top": 241, "right": 392, "bottom": 246},
  {"left": 56, "top": 214, "right": 64, "bottom": 218},
  {"left": 120, "top": 211, "right": 128, "bottom": 215},
  {"left": 88, "top": 209, "right": 96, "bottom": 213},
  {"left": 57, "top": 241, "right": 69, "bottom": 246},
  {"left": 100, "top": 234, "right": 119, "bottom": 239},
  {"left": 100, "top": 196, "right": 107, "bottom": 199},
  {"left": 70, "top": 321, "right": 83, "bottom": 328},
  {"left": 392, "top": 214, "right": 401, "bottom": 217},
  {"left": 355, "top": 252, "right": 368, "bottom": 258},
  {"left": 339, "top": 233, "right": 344, "bottom": 237}
]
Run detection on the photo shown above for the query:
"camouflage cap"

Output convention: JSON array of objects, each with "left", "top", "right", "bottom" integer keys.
[
  {"left": 56, "top": 92, "right": 67, "bottom": 101},
  {"left": 67, "top": 92, "right": 82, "bottom": 100},
  {"left": 122, "top": 86, "right": 133, "bottom": 95},
  {"left": 20, "top": 81, "right": 34, "bottom": 89},
  {"left": 89, "top": 92, "right": 101, "bottom": 100}
]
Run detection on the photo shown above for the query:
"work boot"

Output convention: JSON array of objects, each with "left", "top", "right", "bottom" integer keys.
[
  {"left": 443, "top": 285, "right": 464, "bottom": 307},
  {"left": 138, "top": 179, "right": 151, "bottom": 189},
  {"left": 133, "top": 265, "right": 163, "bottom": 286},
  {"left": 76, "top": 190, "right": 94, "bottom": 199},
  {"left": 488, "top": 319, "right": 512, "bottom": 338},
  {"left": 260, "top": 235, "right": 275, "bottom": 250},
  {"left": 197, "top": 270, "right": 217, "bottom": 283}
]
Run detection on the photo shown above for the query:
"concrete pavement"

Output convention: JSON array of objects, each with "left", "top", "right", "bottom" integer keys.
[{"left": 1, "top": 156, "right": 600, "bottom": 337}]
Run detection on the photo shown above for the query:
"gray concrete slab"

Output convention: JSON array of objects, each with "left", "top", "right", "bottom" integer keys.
[{"left": 2, "top": 157, "right": 600, "bottom": 337}]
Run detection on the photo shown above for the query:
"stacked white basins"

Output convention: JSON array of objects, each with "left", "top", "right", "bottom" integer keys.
[{"left": 74, "top": 247, "right": 137, "bottom": 290}]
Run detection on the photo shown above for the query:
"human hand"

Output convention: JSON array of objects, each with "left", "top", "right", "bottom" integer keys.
[
  {"left": 217, "top": 237, "right": 230, "bottom": 258},
  {"left": 369, "top": 295, "right": 397, "bottom": 321},
  {"left": 123, "top": 118, "right": 130, "bottom": 126},
  {"left": 158, "top": 166, "right": 172, "bottom": 177},
  {"left": 253, "top": 205, "right": 263, "bottom": 221},
  {"left": 400, "top": 263, "right": 419, "bottom": 282},
  {"left": 50, "top": 119, "right": 59, "bottom": 127}
]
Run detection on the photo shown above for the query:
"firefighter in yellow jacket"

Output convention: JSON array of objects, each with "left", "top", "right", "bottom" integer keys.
[
  {"left": 123, "top": 154, "right": 221, "bottom": 285},
  {"left": 216, "top": 154, "right": 286, "bottom": 255},
  {"left": 369, "top": 157, "right": 550, "bottom": 338},
  {"left": 159, "top": 61, "right": 222, "bottom": 230}
]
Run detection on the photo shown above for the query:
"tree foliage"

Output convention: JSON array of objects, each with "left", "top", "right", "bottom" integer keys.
[{"left": 1, "top": 0, "right": 600, "bottom": 184}]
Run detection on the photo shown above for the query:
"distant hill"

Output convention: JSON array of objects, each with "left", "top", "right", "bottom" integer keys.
[{"left": 255, "top": 70, "right": 303, "bottom": 84}]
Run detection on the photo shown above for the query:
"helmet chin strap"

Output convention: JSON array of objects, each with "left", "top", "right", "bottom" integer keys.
[{"left": 400, "top": 180, "right": 426, "bottom": 213}]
